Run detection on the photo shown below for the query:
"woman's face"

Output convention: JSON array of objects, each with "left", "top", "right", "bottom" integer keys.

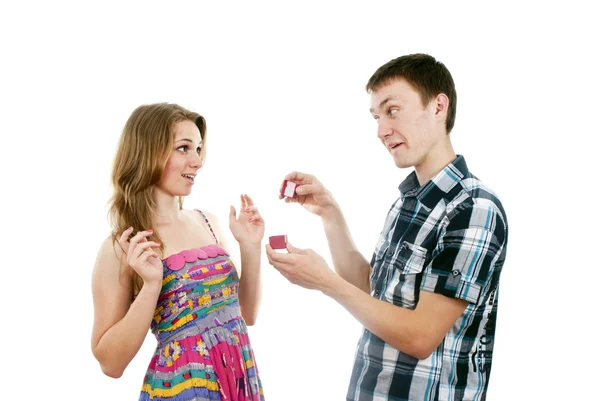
[{"left": 155, "top": 120, "right": 203, "bottom": 197}]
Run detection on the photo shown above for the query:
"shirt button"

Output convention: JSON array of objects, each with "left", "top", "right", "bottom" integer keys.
[
  {"left": 452, "top": 270, "right": 461, "bottom": 277},
  {"left": 374, "top": 290, "right": 380, "bottom": 297}
]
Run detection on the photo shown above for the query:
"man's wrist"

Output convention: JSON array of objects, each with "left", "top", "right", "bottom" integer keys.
[
  {"left": 320, "top": 271, "right": 349, "bottom": 299},
  {"left": 320, "top": 204, "right": 343, "bottom": 225}
]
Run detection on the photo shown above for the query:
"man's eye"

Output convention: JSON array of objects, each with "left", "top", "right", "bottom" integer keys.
[
  {"left": 388, "top": 108, "right": 398, "bottom": 116},
  {"left": 373, "top": 115, "right": 380, "bottom": 122}
]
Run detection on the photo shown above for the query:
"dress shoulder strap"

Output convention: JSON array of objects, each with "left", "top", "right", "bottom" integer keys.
[{"left": 195, "top": 209, "right": 219, "bottom": 244}]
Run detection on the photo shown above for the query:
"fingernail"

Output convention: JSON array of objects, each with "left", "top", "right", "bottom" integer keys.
[{"left": 147, "top": 229, "right": 153, "bottom": 233}]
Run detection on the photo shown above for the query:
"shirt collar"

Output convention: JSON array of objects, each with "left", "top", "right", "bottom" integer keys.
[{"left": 398, "top": 155, "right": 469, "bottom": 208}]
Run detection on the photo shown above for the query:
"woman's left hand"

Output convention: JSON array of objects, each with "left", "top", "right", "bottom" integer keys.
[{"left": 229, "top": 194, "right": 265, "bottom": 245}]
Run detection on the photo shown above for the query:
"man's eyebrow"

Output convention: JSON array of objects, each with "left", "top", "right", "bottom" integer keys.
[{"left": 369, "top": 97, "right": 394, "bottom": 113}]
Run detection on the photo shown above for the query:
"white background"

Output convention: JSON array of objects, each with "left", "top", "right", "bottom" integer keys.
[{"left": 1, "top": 1, "right": 598, "bottom": 400}]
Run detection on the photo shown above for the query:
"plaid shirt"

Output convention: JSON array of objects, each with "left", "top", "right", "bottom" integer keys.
[{"left": 347, "top": 155, "right": 508, "bottom": 401}]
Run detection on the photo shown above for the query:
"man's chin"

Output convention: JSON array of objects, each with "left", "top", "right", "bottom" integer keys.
[{"left": 393, "top": 157, "right": 414, "bottom": 169}]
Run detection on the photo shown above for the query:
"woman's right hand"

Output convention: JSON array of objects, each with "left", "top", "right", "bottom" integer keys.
[
  {"left": 118, "top": 228, "right": 163, "bottom": 286},
  {"left": 279, "top": 172, "right": 340, "bottom": 219}
]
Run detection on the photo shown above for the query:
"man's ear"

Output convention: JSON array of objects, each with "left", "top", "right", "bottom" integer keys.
[{"left": 434, "top": 93, "right": 449, "bottom": 119}]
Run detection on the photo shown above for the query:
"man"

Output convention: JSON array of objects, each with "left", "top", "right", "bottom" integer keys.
[{"left": 265, "top": 53, "right": 508, "bottom": 400}]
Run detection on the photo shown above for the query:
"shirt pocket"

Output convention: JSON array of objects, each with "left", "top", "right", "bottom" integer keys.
[
  {"left": 389, "top": 241, "right": 430, "bottom": 275},
  {"left": 381, "top": 241, "right": 430, "bottom": 308}
]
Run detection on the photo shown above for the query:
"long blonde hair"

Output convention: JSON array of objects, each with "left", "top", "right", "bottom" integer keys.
[{"left": 108, "top": 103, "right": 207, "bottom": 294}]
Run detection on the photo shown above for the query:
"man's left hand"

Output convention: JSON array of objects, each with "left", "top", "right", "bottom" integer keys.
[{"left": 265, "top": 242, "right": 338, "bottom": 291}]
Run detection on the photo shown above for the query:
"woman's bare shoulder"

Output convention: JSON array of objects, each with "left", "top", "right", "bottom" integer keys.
[{"left": 94, "top": 234, "right": 130, "bottom": 277}]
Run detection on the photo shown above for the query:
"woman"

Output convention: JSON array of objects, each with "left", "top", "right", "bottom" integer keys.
[{"left": 91, "top": 103, "right": 265, "bottom": 400}]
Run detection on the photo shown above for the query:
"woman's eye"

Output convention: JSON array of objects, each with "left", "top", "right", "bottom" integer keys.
[
  {"left": 177, "top": 145, "right": 188, "bottom": 152},
  {"left": 196, "top": 147, "right": 202, "bottom": 154},
  {"left": 388, "top": 108, "right": 398, "bottom": 116}
]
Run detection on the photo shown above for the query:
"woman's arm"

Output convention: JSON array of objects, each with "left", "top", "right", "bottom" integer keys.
[
  {"left": 235, "top": 241, "right": 262, "bottom": 326},
  {"left": 203, "top": 195, "right": 264, "bottom": 326},
  {"left": 91, "top": 234, "right": 161, "bottom": 377}
]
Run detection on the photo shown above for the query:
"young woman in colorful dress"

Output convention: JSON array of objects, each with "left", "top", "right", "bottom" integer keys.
[{"left": 91, "top": 103, "right": 265, "bottom": 401}]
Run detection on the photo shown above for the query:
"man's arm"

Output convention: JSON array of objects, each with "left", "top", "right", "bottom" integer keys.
[
  {"left": 281, "top": 171, "right": 372, "bottom": 293},
  {"left": 323, "top": 202, "right": 506, "bottom": 359},
  {"left": 266, "top": 202, "right": 506, "bottom": 359},
  {"left": 323, "top": 277, "right": 468, "bottom": 359},
  {"left": 321, "top": 208, "right": 371, "bottom": 294}
]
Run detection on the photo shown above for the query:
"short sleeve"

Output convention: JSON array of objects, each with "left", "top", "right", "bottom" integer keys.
[{"left": 419, "top": 203, "right": 507, "bottom": 304}]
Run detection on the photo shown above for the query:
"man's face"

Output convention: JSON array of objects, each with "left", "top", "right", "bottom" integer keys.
[{"left": 370, "top": 78, "right": 444, "bottom": 169}]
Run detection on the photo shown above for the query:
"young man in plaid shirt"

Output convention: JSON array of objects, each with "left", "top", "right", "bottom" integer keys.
[{"left": 266, "top": 53, "right": 508, "bottom": 401}]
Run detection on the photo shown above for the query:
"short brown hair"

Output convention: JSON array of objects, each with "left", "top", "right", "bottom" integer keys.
[{"left": 366, "top": 54, "right": 457, "bottom": 134}]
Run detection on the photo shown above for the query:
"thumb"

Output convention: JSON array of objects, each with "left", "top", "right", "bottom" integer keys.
[
  {"left": 296, "top": 183, "right": 318, "bottom": 196},
  {"left": 285, "top": 241, "right": 303, "bottom": 254},
  {"left": 229, "top": 205, "right": 236, "bottom": 225}
]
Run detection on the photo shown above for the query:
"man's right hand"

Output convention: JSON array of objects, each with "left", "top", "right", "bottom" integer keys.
[{"left": 279, "top": 171, "right": 340, "bottom": 220}]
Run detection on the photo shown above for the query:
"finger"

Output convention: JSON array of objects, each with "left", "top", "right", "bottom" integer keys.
[
  {"left": 274, "top": 264, "right": 293, "bottom": 278},
  {"left": 285, "top": 241, "right": 303, "bottom": 254},
  {"left": 132, "top": 241, "right": 161, "bottom": 261},
  {"left": 264, "top": 244, "right": 275, "bottom": 259},
  {"left": 138, "top": 249, "right": 160, "bottom": 264},
  {"left": 264, "top": 245, "right": 291, "bottom": 271},
  {"left": 265, "top": 244, "right": 281, "bottom": 264},
  {"left": 119, "top": 226, "right": 133, "bottom": 241},
  {"left": 284, "top": 171, "right": 313, "bottom": 183},
  {"left": 129, "top": 230, "right": 153, "bottom": 254},
  {"left": 295, "top": 183, "right": 319, "bottom": 196},
  {"left": 265, "top": 244, "right": 294, "bottom": 264},
  {"left": 244, "top": 194, "right": 254, "bottom": 206},
  {"left": 118, "top": 226, "right": 134, "bottom": 247},
  {"left": 244, "top": 206, "right": 258, "bottom": 214},
  {"left": 279, "top": 178, "right": 302, "bottom": 200},
  {"left": 229, "top": 205, "right": 236, "bottom": 225},
  {"left": 240, "top": 194, "right": 247, "bottom": 210}
]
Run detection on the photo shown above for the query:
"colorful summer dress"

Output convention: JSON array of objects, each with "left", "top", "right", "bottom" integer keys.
[{"left": 139, "top": 211, "right": 264, "bottom": 401}]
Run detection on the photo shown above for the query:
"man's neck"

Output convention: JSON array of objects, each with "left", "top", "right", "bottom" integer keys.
[{"left": 414, "top": 140, "right": 457, "bottom": 185}]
